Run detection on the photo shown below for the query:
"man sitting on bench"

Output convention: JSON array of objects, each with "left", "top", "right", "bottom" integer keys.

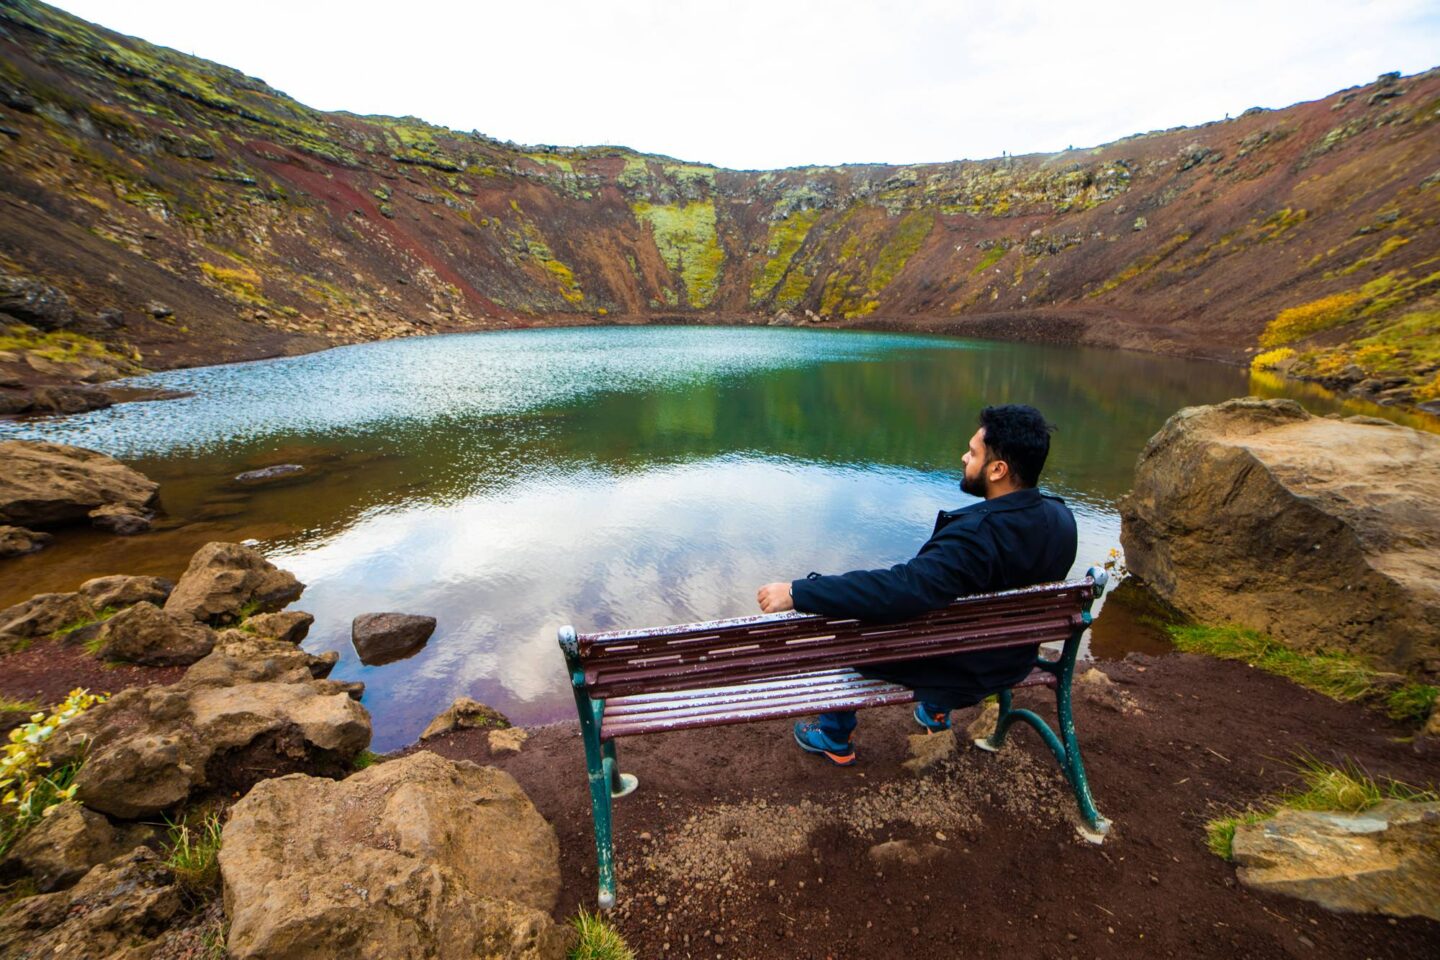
[{"left": 755, "top": 404, "right": 1078, "bottom": 765}]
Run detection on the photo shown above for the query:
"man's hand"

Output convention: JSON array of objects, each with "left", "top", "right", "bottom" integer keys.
[{"left": 756, "top": 582, "right": 795, "bottom": 614}]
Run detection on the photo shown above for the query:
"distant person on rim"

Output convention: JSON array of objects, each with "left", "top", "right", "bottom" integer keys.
[{"left": 755, "top": 404, "right": 1077, "bottom": 765}]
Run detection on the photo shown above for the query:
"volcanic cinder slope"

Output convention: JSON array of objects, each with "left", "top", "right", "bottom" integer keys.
[{"left": 0, "top": 0, "right": 1437, "bottom": 403}]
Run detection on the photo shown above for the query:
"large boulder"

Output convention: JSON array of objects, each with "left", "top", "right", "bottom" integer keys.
[
  {"left": 220, "top": 751, "right": 568, "bottom": 960},
  {"left": 0, "top": 802, "right": 153, "bottom": 892},
  {"left": 352, "top": 612, "right": 436, "bottom": 665},
  {"left": 164, "top": 541, "right": 305, "bottom": 625},
  {"left": 0, "top": 849, "right": 182, "bottom": 958},
  {"left": 1119, "top": 399, "right": 1440, "bottom": 676},
  {"left": 1232, "top": 801, "right": 1440, "bottom": 920},
  {"left": 93, "top": 601, "right": 216, "bottom": 666},
  {"left": 45, "top": 678, "right": 371, "bottom": 819},
  {"left": 0, "top": 440, "right": 158, "bottom": 529}
]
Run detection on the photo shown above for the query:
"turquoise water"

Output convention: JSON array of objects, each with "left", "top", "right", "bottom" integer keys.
[{"left": 1, "top": 326, "right": 1403, "bottom": 748}]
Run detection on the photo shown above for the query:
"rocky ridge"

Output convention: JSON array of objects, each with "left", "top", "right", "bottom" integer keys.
[{"left": 0, "top": 1, "right": 1436, "bottom": 411}]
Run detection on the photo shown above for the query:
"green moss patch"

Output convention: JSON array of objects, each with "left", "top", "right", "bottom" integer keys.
[
  {"left": 632, "top": 200, "right": 725, "bottom": 309},
  {"left": 750, "top": 209, "right": 820, "bottom": 304}
]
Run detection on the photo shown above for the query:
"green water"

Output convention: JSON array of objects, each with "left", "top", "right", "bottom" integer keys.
[{"left": 2, "top": 326, "right": 1427, "bottom": 748}]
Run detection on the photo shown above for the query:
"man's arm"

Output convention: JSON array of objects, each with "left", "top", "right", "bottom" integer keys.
[{"left": 787, "top": 518, "right": 995, "bottom": 622}]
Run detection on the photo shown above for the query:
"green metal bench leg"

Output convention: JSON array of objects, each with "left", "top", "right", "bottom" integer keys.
[
  {"left": 975, "top": 689, "right": 1015, "bottom": 752},
  {"left": 1055, "top": 664, "right": 1110, "bottom": 843},
  {"left": 603, "top": 738, "right": 638, "bottom": 798},
  {"left": 971, "top": 566, "right": 1111, "bottom": 844},
  {"left": 575, "top": 696, "right": 618, "bottom": 909}
]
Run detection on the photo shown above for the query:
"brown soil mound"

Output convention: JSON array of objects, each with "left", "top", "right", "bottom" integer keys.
[{"left": 416, "top": 654, "right": 1436, "bottom": 958}]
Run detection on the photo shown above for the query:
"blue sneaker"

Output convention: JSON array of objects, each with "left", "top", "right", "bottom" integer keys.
[
  {"left": 913, "top": 703, "right": 951, "bottom": 733},
  {"left": 793, "top": 721, "right": 856, "bottom": 766}
]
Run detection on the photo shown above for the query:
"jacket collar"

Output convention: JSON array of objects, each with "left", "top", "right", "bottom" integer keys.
[{"left": 941, "top": 487, "right": 1044, "bottom": 520}]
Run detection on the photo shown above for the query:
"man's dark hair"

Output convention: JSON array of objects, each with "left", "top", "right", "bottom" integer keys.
[{"left": 978, "top": 405, "right": 1055, "bottom": 488}]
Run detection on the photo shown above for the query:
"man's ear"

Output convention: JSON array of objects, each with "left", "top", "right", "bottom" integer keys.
[{"left": 988, "top": 458, "right": 1010, "bottom": 483}]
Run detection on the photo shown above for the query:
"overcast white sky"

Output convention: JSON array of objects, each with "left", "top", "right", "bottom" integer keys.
[{"left": 50, "top": 0, "right": 1440, "bottom": 170}]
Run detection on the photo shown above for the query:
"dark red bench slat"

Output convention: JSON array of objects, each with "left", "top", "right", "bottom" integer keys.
[
  {"left": 579, "top": 579, "right": 1093, "bottom": 651},
  {"left": 584, "top": 616, "right": 1077, "bottom": 699}
]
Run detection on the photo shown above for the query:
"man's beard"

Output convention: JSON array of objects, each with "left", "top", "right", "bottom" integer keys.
[{"left": 960, "top": 469, "right": 988, "bottom": 498}]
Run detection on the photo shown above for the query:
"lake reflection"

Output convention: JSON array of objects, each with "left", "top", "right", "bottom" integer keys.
[{"left": 3, "top": 327, "right": 1423, "bottom": 749}]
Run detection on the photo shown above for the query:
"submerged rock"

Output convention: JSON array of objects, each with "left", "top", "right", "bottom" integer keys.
[
  {"left": 1120, "top": 399, "right": 1440, "bottom": 676},
  {"left": 164, "top": 541, "right": 305, "bottom": 625},
  {"left": 220, "top": 751, "right": 568, "bottom": 960},
  {"left": 352, "top": 611, "right": 436, "bottom": 665},
  {"left": 234, "top": 464, "right": 307, "bottom": 485},
  {"left": 0, "top": 524, "right": 51, "bottom": 557},
  {"left": 87, "top": 502, "right": 151, "bottom": 535},
  {"left": 0, "top": 440, "right": 157, "bottom": 529},
  {"left": 1232, "top": 801, "right": 1440, "bottom": 920},
  {"left": 420, "top": 696, "right": 510, "bottom": 740}
]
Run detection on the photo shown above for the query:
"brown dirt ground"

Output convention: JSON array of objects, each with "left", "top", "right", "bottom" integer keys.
[
  {"left": 413, "top": 653, "right": 1438, "bottom": 959},
  {"left": 0, "top": 637, "right": 182, "bottom": 734},
  {"left": 5, "top": 625, "right": 1437, "bottom": 957}
]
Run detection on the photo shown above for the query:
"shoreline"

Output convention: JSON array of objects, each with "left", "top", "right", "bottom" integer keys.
[{"left": 12, "top": 312, "right": 1436, "bottom": 426}]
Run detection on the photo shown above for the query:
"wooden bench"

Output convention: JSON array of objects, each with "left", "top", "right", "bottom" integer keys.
[{"left": 558, "top": 567, "right": 1110, "bottom": 908}]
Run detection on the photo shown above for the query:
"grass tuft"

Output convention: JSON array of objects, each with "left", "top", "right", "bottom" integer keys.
[
  {"left": 1204, "top": 758, "right": 1438, "bottom": 860},
  {"left": 0, "top": 697, "right": 39, "bottom": 714},
  {"left": 1166, "top": 624, "right": 1437, "bottom": 723},
  {"left": 352, "top": 750, "right": 380, "bottom": 771},
  {"left": 164, "top": 811, "right": 224, "bottom": 904},
  {"left": 568, "top": 908, "right": 635, "bottom": 960}
]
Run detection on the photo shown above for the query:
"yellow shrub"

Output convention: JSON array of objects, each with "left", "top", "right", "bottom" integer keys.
[
  {"left": 1250, "top": 347, "right": 1296, "bottom": 372},
  {"left": 1, "top": 690, "right": 107, "bottom": 855},
  {"left": 1260, "top": 291, "right": 1364, "bottom": 348}
]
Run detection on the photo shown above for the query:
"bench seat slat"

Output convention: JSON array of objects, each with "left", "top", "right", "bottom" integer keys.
[
  {"left": 601, "top": 674, "right": 900, "bottom": 717},
  {"left": 585, "top": 619, "right": 1076, "bottom": 699},
  {"left": 600, "top": 666, "right": 1057, "bottom": 739},
  {"left": 580, "top": 597, "right": 1086, "bottom": 661},
  {"left": 578, "top": 579, "right": 1093, "bottom": 648}
]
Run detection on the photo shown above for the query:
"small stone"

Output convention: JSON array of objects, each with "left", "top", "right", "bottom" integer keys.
[
  {"left": 351, "top": 612, "right": 436, "bottom": 665},
  {"left": 487, "top": 726, "right": 528, "bottom": 754},
  {"left": 420, "top": 697, "right": 509, "bottom": 740}
]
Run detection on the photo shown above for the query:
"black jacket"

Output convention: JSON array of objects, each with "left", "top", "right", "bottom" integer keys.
[{"left": 789, "top": 487, "right": 1078, "bottom": 710}]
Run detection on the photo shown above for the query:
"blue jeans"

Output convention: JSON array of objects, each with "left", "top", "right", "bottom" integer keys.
[{"left": 818, "top": 702, "right": 948, "bottom": 743}]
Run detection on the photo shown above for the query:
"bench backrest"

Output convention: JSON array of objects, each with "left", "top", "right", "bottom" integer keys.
[{"left": 562, "top": 576, "right": 1098, "bottom": 700}]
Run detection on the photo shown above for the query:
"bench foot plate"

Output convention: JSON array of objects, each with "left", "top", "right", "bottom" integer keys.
[
  {"left": 1074, "top": 816, "right": 1111, "bottom": 845},
  {"left": 612, "top": 773, "right": 639, "bottom": 798}
]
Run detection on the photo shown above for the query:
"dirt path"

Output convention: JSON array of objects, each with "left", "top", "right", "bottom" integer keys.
[{"left": 417, "top": 653, "right": 1437, "bottom": 959}]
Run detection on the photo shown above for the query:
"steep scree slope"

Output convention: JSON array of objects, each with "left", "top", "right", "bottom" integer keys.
[{"left": 0, "top": 0, "right": 1438, "bottom": 404}]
